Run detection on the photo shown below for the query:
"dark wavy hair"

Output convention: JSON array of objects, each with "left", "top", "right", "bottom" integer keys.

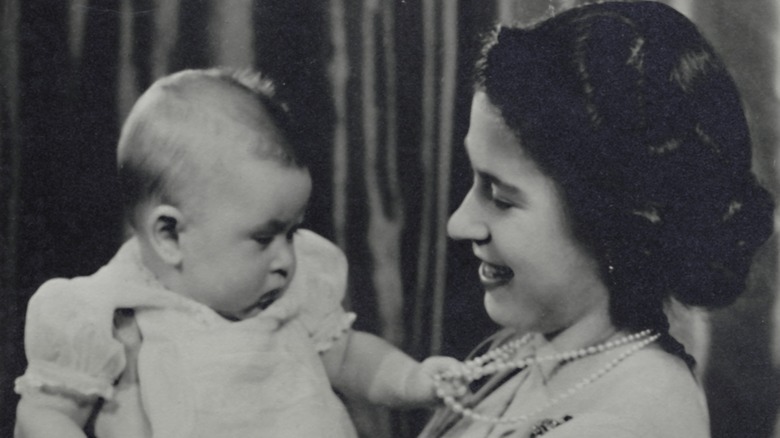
[{"left": 476, "top": 1, "right": 775, "bottom": 365}]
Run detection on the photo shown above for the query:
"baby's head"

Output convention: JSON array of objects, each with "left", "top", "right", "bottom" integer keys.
[{"left": 118, "top": 68, "right": 311, "bottom": 320}]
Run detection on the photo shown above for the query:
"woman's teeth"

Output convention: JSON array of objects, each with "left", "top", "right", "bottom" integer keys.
[{"left": 479, "top": 262, "right": 514, "bottom": 284}]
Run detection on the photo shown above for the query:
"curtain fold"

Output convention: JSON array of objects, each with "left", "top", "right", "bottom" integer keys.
[
  {"left": 0, "top": 1, "right": 23, "bottom": 430},
  {"left": 1, "top": 0, "right": 21, "bottom": 292}
]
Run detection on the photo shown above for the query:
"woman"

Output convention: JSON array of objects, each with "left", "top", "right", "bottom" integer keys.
[{"left": 422, "top": 2, "right": 775, "bottom": 437}]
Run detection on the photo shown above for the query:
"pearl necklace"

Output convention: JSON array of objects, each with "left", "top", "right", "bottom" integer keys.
[{"left": 434, "top": 330, "right": 659, "bottom": 425}]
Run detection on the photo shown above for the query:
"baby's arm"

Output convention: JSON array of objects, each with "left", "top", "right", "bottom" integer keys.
[
  {"left": 291, "top": 230, "right": 459, "bottom": 406},
  {"left": 322, "top": 329, "right": 459, "bottom": 407},
  {"left": 15, "top": 391, "right": 92, "bottom": 438}
]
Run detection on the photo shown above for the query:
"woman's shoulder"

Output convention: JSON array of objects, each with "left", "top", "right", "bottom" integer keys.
[
  {"left": 574, "top": 344, "right": 709, "bottom": 437},
  {"left": 607, "top": 344, "right": 705, "bottom": 402}
]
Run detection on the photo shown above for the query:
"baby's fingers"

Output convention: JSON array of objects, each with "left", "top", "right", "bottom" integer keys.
[
  {"left": 421, "top": 355, "right": 463, "bottom": 375},
  {"left": 422, "top": 356, "right": 469, "bottom": 399}
]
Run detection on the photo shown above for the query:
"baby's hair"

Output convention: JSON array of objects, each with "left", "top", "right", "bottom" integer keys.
[{"left": 117, "top": 68, "right": 304, "bottom": 230}]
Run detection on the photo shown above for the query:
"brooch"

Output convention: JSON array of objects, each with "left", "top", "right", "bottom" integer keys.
[{"left": 529, "top": 415, "right": 573, "bottom": 437}]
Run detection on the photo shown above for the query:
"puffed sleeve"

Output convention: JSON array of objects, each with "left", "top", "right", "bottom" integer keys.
[
  {"left": 14, "top": 277, "right": 127, "bottom": 401},
  {"left": 288, "top": 229, "right": 356, "bottom": 352}
]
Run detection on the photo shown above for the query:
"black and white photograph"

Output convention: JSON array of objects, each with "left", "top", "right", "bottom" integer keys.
[{"left": 1, "top": 1, "right": 779, "bottom": 437}]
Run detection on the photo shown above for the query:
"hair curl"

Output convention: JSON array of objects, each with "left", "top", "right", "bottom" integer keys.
[{"left": 476, "top": 1, "right": 775, "bottom": 365}]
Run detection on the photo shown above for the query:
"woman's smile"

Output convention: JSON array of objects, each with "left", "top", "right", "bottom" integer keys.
[{"left": 478, "top": 260, "right": 514, "bottom": 288}]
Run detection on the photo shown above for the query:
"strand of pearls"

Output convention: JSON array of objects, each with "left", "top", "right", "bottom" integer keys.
[{"left": 434, "top": 330, "right": 660, "bottom": 425}]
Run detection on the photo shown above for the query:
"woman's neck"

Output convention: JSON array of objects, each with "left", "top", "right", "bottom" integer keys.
[{"left": 542, "top": 307, "right": 618, "bottom": 353}]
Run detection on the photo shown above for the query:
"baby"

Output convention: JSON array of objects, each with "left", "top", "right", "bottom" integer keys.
[{"left": 14, "top": 69, "right": 456, "bottom": 438}]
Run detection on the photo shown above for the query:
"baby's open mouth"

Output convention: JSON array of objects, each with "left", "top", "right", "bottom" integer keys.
[
  {"left": 479, "top": 261, "right": 514, "bottom": 286},
  {"left": 256, "top": 288, "right": 283, "bottom": 310},
  {"left": 221, "top": 289, "right": 285, "bottom": 321}
]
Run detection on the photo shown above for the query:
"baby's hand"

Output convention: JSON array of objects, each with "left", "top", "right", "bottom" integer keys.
[{"left": 403, "top": 356, "right": 463, "bottom": 406}]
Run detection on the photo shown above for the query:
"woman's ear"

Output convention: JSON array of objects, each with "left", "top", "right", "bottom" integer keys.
[{"left": 144, "top": 205, "right": 185, "bottom": 266}]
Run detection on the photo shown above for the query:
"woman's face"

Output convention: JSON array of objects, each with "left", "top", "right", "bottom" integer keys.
[{"left": 448, "top": 92, "right": 611, "bottom": 335}]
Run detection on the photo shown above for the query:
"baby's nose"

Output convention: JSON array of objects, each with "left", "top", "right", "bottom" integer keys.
[{"left": 271, "top": 238, "right": 295, "bottom": 277}]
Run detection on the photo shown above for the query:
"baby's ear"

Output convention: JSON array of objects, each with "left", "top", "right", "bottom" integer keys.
[{"left": 146, "top": 205, "right": 185, "bottom": 266}]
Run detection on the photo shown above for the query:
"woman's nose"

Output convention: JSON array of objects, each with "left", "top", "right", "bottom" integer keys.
[{"left": 447, "top": 192, "right": 489, "bottom": 242}]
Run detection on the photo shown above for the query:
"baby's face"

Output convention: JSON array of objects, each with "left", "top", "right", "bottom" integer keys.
[{"left": 175, "top": 151, "right": 311, "bottom": 320}]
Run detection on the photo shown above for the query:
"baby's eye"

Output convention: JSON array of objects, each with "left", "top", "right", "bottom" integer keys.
[
  {"left": 253, "top": 236, "right": 274, "bottom": 248},
  {"left": 286, "top": 225, "right": 300, "bottom": 241}
]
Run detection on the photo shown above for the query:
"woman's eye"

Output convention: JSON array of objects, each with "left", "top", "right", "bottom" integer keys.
[
  {"left": 474, "top": 175, "right": 513, "bottom": 210},
  {"left": 486, "top": 186, "right": 513, "bottom": 210},
  {"left": 492, "top": 198, "right": 513, "bottom": 210}
]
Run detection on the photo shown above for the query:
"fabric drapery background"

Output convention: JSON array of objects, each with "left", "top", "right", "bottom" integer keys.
[{"left": 1, "top": 1, "right": 778, "bottom": 437}]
